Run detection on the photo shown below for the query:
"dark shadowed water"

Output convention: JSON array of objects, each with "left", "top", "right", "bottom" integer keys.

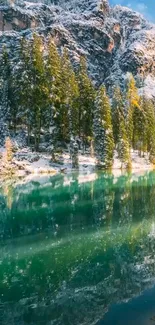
[{"left": 1, "top": 171, "right": 155, "bottom": 325}]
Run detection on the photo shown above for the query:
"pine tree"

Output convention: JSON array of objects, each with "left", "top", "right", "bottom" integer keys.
[
  {"left": 68, "top": 70, "right": 79, "bottom": 138},
  {"left": 0, "top": 48, "right": 20, "bottom": 138},
  {"left": 60, "top": 47, "right": 79, "bottom": 142},
  {"left": 149, "top": 133, "right": 155, "bottom": 164},
  {"left": 46, "top": 38, "right": 62, "bottom": 159},
  {"left": 9, "top": 72, "right": 19, "bottom": 134},
  {"left": 16, "top": 38, "right": 34, "bottom": 146},
  {"left": 77, "top": 56, "right": 95, "bottom": 151},
  {"left": 60, "top": 48, "right": 79, "bottom": 167},
  {"left": 0, "top": 48, "right": 11, "bottom": 143},
  {"left": 112, "top": 86, "right": 124, "bottom": 146},
  {"left": 31, "top": 33, "right": 47, "bottom": 151},
  {"left": 94, "top": 85, "right": 114, "bottom": 169},
  {"left": 143, "top": 99, "right": 155, "bottom": 163},
  {"left": 133, "top": 98, "right": 147, "bottom": 155},
  {"left": 117, "top": 110, "right": 131, "bottom": 169},
  {"left": 70, "top": 136, "right": 79, "bottom": 168},
  {"left": 126, "top": 74, "right": 140, "bottom": 147}
]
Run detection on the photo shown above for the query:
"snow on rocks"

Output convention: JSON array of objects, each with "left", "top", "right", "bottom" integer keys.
[
  {"left": 113, "top": 150, "right": 153, "bottom": 177},
  {"left": 13, "top": 149, "right": 58, "bottom": 175},
  {"left": 7, "top": 148, "right": 155, "bottom": 179},
  {"left": 1, "top": 0, "right": 155, "bottom": 95}
]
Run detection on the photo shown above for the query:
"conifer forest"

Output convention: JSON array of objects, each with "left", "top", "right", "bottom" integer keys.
[{"left": 1, "top": 34, "right": 155, "bottom": 170}]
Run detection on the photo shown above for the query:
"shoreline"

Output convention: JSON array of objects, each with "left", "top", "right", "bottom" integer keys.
[{"left": 0, "top": 147, "right": 154, "bottom": 183}]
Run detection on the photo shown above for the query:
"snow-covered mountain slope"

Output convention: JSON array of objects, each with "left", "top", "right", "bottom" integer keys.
[{"left": 0, "top": 0, "right": 155, "bottom": 97}]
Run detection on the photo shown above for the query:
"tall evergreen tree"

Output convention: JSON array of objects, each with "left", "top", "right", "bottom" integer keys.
[
  {"left": 112, "top": 86, "right": 124, "bottom": 146},
  {"left": 60, "top": 47, "right": 79, "bottom": 142},
  {"left": 143, "top": 99, "right": 155, "bottom": 163},
  {"left": 60, "top": 48, "right": 79, "bottom": 167},
  {"left": 77, "top": 56, "right": 95, "bottom": 150},
  {"left": 126, "top": 74, "right": 140, "bottom": 147},
  {"left": 117, "top": 110, "right": 131, "bottom": 169},
  {"left": 133, "top": 98, "right": 147, "bottom": 155},
  {"left": 0, "top": 48, "right": 11, "bottom": 142},
  {"left": 46, "top": 38, "right": 62, "bottom": 158},
  {"left": 31, "top": 33, "right": 47, "bottom": 150},
  {"left": 94, "top": 85, "right": 114, "bottom": 169},
  {"left": 16, "top": 38, "right": 34, "bottom": 146}
]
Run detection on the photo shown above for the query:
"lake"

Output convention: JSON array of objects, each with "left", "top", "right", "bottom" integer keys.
[{"left": 1, "top": 171, "right": 155, "bottom": 325}]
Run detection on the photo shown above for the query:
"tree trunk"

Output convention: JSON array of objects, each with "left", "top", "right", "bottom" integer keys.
[{"left": 90, "top": 139, "right": 94, "bottom": 158}]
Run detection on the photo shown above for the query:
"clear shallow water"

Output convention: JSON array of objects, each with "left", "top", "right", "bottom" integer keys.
[{"left": 1, "top": 172, "right": 155, "bottom": 324}]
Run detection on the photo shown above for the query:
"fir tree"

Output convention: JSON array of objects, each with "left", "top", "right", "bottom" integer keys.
[
  {"left": 31, "top": 33, "right": 47, "bottom": 151},
  {"left": 112, "top": 86, "right": 124, "bottom": 146},
  {"left": 9, "top": 72, "right": 18, "bottom": 134},
  {"left": 0, "top": 48, "right": 11, "bottom": 142},
  {"left": 16, "top": 38, "right": 34, "bottom": 146},
  {"left": 60, "top": 47, "right": 79, "bottom": 142},
  {"left": 133, "top": 98, "right": 147, "bottom": 155},
  {"left": 126, "top": 74, "right": 140, "bottom": 147},
  {"left": 68, "top": 70, "right": 79, "bottom": 138},
  {"left": 60, "top": 48, "right": 79, "bottom": 166},
  {"left": 70, "top": 136, "right": 79, "bottom": 168},
  {"left": 143, "top": 99, "right": 155, "bottom": 163},
  {"left": 117, "top": 110, "right": 131, "bottom": 169},
  {"left": 77, "top": 56, "right": 95, "bottom": 151},
  {"left": 94, "top": 85, "right": 114, "bottom": 169},
  {"left": 46, "top": 38, "right": 62, "bottom": 159},
  {"left": 149, "top": 135, "right": 155, "bottom": 164}
]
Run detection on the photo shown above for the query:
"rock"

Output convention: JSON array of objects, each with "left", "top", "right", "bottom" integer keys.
[
  {"left": 14, "top": 151, "right": 40, "bottom": 163},
  {"left": 60, "top": 167, "right": 67, "bottom": 173},
  {"left": 0, "top": 0, "right": 155, "bottom": 99},
  {"left": 28, "top": 154, "right": 40, "bottom": 163}
]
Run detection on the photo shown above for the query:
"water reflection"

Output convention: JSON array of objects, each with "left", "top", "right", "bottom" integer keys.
[
  {"left": 0, "top": 172, "right": 155, "bottom": 324},
  {"left": 98, "top": 285, "right": 155, "bottom": 325}
]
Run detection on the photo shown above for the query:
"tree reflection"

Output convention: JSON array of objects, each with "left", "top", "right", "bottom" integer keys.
[{"left": 1, "top": 172, "right": 155, "bottom": 324}]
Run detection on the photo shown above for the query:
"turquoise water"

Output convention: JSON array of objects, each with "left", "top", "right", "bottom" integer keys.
[{"left": 1, "top": 172, "right": 155, "bottom": 324}]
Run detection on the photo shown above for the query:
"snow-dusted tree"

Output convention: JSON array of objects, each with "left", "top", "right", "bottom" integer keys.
[
  {"left": 117, "top": 110, "right": 131, "bottom": 170},
  {"left": 112, "top": 86, "right": 124, "bottom": 146},
  {"left": 60, "top": 47, "right": 79, "bottom": 166},
  {"left": 132, "top": 98, "right": 146, "bottom": 155},
  {"left": 17, "top": 35, "right": 46, "bottom": 150},
  {"left": 70, "top": 136, "right": 79, "bottom": 168},
  {"left": 16, "top": 38, "right": 34, "bottom": 145},
  {"left": 31, "top": 33, "right": 47, "bottom": 151},
  {"left": 77, "top": 56, "right": 95, "bottom": 151},
  {"left": 60, "top": 47, "right": 79, "bottom": 142},
  {"left": 126, "top": 74, "right": 140, "bottom": 147},
  {"left": 46, "top": 38, "right": 62, "bottom": 159},
  {"left": 0, "top": 48, "right": 11, "bottom": 143},
  {"left": 149, "top": 134, "right": 155, "bottom": 164},
  {"left": 143, "top": 99, "right": 155, "bottom": 163},
  {"left": 94, "top": 85, "right": 114, "bottom": 169}
]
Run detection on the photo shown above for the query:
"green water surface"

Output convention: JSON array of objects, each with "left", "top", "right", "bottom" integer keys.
[{"left": 1, "top": 171, "right": 155, "bottom": 325}]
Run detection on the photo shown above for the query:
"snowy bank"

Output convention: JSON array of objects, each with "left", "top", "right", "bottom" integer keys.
[
  {"left": 0, "top": 148, "right": 154, "bottom": 180},
  {"left": 13, "top": 151, "right": 96, "bottom": 176},
  {"left": 113, "top": 150, "right": 153, "bottom": 176}
]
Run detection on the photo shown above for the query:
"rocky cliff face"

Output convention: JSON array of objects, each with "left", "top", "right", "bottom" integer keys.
[{"left": 0, "top": 0, "right": 155, "bottom": 97}]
